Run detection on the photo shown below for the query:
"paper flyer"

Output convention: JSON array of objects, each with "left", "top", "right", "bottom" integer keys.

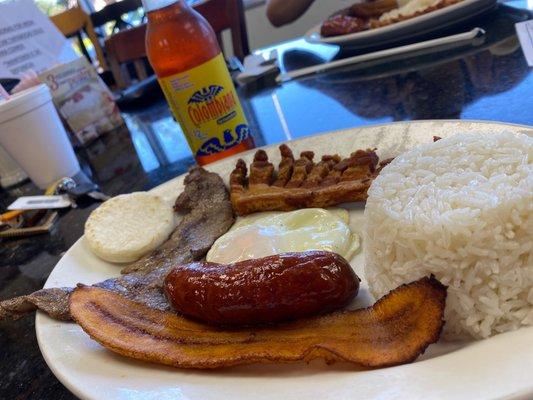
[
  {"left": 0, "top": 0, "right": 77, "bottom": 77},
  {"left": 515, "top": 20, "right": 533, "bottom": 67},
  {"left": 39, "top": 58, "right": 124, "bottom": 144}
]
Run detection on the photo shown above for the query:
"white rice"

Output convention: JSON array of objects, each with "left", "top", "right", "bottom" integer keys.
[{"left": 364, "top": 132, "right": 533, "bottom": 340}]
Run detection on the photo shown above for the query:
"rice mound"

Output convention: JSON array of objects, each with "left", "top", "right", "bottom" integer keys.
[{"left": 364, "top": 132, "right": 532, "bottom": 340}]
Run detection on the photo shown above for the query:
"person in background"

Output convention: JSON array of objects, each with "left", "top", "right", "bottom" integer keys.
[{"left": 266, "top": 0, "right": 316, "bottom": 27}]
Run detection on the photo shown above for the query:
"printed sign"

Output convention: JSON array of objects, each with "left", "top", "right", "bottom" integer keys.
[
  {"left": 39, "top": 57, "right": 124, "bottom": 144},
  {"left": 516, "top": 20, "right": 533, "bottom": 67},
  {"left": 0, "top": 0, "right": 77, "bottom": 77}
]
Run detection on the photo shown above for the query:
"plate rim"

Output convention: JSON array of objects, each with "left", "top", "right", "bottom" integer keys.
[
  {"left": 36, "top": 119, "right": 533, "bottom": 400},
  {"left": 160, "top": 119, "right": 533, "bottom": 178}
]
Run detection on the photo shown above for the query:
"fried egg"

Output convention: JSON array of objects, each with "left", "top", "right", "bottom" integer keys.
[{"left": 206, "top": 208, "right": 359, "bottom": 264}]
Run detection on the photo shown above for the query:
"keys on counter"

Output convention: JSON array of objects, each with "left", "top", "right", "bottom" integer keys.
[{"left": 1, "top": 177, "right": 110, "bottom": 238}]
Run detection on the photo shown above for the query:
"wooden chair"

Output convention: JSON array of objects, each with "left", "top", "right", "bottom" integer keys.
[
  {"left": 105, "top": 24, "right": 148, "bottom": 89},
  {"left": 105, "top": 0, "right": 249, "bottom": 89},
  {"left": 194, "top": 0, "right": 250, "bottom": 60},
  {"left": 50, "top": 6, "right": 109, "bottom": 70}
]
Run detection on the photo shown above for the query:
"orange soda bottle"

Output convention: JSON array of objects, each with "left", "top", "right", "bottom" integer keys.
[{"left": 143, "top": 0, "right": 255, "bottom": 165}]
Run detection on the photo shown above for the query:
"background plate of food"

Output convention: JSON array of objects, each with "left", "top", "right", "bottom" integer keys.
[
  {"left": 305, "top": 0, "right": 498, "bottom": 48},
  {"left": 3, "top": 120, "right": 530, "bottom": 399}
]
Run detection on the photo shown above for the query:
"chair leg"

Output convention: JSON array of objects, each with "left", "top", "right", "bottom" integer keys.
[
  {"left": 133, "top": 60, "right": 148, "bottom": 81},
  {"left": 76, "top": 31, "right": 94, "bottom": 65},
  {"left": 216, "top": 32, "right": 225, "bottom": 57},
  {"left": 85, "top": 19, "right": 109, "bottom": 70},
  {"left": 108, "top": 56, "right": 128, "bottom": 89},
  {"left": 228, "top": 0, "right": 250, "bottom": 60}
]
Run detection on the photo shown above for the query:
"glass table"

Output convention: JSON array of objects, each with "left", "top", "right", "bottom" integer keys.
[{"left": 124, "top": 1, "right": 532, "bottom": 177}]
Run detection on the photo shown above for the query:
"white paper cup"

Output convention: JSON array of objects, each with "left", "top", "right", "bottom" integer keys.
[
  {"left": 0, "top": 84, "right": 80, "bottom": 189},
  {"left": 0, "top": 144, "right": 28, "bottom": 188}
]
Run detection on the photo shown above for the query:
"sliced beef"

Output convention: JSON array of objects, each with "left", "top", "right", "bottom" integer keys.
[{"left": 0, "top": 167, "right": 234, "bottom": 322}]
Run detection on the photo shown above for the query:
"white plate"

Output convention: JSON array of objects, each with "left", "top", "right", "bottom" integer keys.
[
  {"left": 305, "top": 0, "right": 497, "bottom": 48},
  {"left": 37, "top": 120, "right": 533, "bottom": 400}
]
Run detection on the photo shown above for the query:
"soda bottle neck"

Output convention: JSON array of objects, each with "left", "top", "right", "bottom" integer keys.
[{"left": 142, "top": 0, "right": 189, "bottom": 13}]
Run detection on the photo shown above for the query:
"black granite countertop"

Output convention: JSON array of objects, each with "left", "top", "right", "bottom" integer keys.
[{"left": 1, "top": 2, "right": 532, "bottom": 398}]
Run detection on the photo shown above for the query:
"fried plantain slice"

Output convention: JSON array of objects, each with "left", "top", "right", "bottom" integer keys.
[{"left": 69, "top": 276, "right": 446, "bottom": 369}]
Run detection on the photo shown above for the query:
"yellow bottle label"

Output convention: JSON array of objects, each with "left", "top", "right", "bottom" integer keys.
[{"left": 158, "top": 54, "right": 250, "bottom": 158}]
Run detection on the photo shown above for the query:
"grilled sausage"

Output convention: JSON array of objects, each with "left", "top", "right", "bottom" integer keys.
[{"left": 164, "top": 251, "right": 359, "bottom": 326}]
